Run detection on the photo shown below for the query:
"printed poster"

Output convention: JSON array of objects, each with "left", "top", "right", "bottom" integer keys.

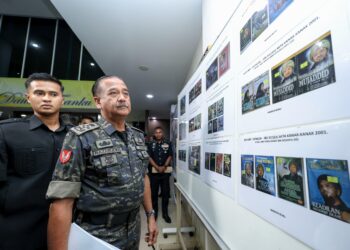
[
  {"left": 238, "top": 120, "right": 350, "bottom": 250},
  {"left": 307, "top": 158, "right": 350, "bottom": 223}
]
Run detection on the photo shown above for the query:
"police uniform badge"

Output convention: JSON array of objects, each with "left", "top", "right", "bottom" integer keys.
[{"left": 161, "top": 143, "right": 169, "bottom": 151}]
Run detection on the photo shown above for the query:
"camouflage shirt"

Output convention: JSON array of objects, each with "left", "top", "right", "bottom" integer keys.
[{"left": 46, "top": 118, "right": 149, "bottom": 213}]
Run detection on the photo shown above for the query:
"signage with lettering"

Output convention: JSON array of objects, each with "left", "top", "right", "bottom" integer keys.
[{"left": 0, "top": 77, "right": 97, "bottom": 109}]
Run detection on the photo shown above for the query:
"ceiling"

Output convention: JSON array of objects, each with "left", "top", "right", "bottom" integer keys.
[
  {"left": 0, "top": 0, "right": 60, "bottom": 18},
  {"left": 0, "top": 0, "right": 202, "bottom": 119}
]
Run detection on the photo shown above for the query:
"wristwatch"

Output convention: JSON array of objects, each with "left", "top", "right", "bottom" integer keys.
[{"left": 145, "top": 209, "right": 156, "bottom": 217}]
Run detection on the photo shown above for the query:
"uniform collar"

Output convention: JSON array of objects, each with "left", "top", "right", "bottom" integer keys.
[
  {"left": 156, "top": 139, "right": 164, "bottom": 144},
  {"left": 29, "top": 115, "right": 67, "bottom": 132}
]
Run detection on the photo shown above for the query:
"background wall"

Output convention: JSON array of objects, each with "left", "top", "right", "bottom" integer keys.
[
  {"left": 148, "top": 119, "right": 170, "bottom": 140},
  {"left": 177, "top": 0, "right": 317, "bottom": 249},
  {"left": 202, "top": 0, "right": 239, "bottom": 53}
]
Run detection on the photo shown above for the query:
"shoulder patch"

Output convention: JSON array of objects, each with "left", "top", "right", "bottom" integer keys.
[
  {"left": 59, "top": 149, "right": 72, "bottom": 164},
  {"left": 0, "top": 118, "right": 26, "bottom": 125},
  {"left": 70, "top": 122, "right": 99, "bottom": 135}
]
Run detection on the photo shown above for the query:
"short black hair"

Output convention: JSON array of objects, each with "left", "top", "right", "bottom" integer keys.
[
  {"left": 154, "top": 126, "right": 163, "bottom": 131},
  {"left": 25, "top": 73, "right": 64, "bottom": 92},
  {"left": 91, "top": 75, "right": 124, "bottom": 97},
  {"left": 317, "top": 174, "right": 342, "bottom": 195},
  {"left": 80, "top": 116, "right": 94, "bottom": 122}
]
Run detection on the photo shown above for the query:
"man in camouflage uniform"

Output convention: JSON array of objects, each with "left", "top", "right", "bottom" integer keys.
[{"left": 46, "top": 76, "right": 158, "bottom": 250}]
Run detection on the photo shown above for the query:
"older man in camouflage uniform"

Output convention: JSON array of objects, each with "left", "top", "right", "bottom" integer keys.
[{"left": 46, "top": 76, "right": 158, "bottom": 250}]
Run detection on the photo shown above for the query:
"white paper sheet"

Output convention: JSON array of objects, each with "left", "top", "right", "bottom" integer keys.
[{"left": 68, "top": 223, "right": 119, "bottom": 250}]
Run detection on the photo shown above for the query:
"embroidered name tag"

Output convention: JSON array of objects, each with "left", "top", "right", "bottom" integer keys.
[{"left": 92, "top": 148, "right": 119, "bottom": 156}]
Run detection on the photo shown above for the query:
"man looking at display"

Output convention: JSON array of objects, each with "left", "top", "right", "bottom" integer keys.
[{"left": 46, "top": 75, "right": 158, "bottom": 249}]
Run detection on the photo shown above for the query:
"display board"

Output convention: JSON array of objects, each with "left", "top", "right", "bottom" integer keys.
[
  {"left": 237, "top": 0, "right": 350, "bottom": 133},
  {"left": 177, "top": 0, "right": 350, "bottom": 249},
  {"left": 177, "top": 17, "right": 236, "bottom": 198}
]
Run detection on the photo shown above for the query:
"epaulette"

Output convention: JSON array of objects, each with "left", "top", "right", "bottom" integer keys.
[
  {"left": 129, "top": 124, "right": 145, "bottom": 135},
  {"left": 70, "top": 122, "right": 100, "bottom": 135},
  {"left": 0, "top": 117, "right": 26, "bottom": 125}
]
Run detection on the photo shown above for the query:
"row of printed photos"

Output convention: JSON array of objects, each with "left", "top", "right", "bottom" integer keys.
[
  {"left": 189, "top": 114, "right": 201, "bottom": 133},
  {"left": 189, "top": 79, "right": 202, "bottom": 105},
  {"left": 179, "top": 123, "right": 186, "bottom": 141},
  {"left": 240, "top": 0, "right": 293, "bottom": 53},
  {"left": 178, "top": 150, "right": 186, "bottom": 162},
  {"left": 186, "top": 97, "right": 225, "bottom": 138},
  {"left": 206, "top": 43, "right": 230, "bottom": 91},
  {"left": 241, "top": 155, "right": 350, "bottom": 224},
  {"left": 242, "top": 31, "right": 335, "bottom": 114},
  {"left": 208, "top": 97, "right": 224, "bottom": 134},
  {"left": 188, "top": 146, "right": 201, "bottom": 175},
  {"left": 205, "top": 153, "right": 231, "bottom": 178},
  {"left": 180, "top": 42, "right": 230, "bottom": 116},
  {"left": 180, "top": 95, "right": 186, "bottom": 116}
]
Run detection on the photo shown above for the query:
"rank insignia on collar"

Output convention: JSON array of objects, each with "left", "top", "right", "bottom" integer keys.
[{"left": 59, "top": 149, "right": 72, "bottom": 164}]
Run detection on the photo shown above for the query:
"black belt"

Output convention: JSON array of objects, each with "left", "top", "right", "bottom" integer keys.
[{"left": 76, "top": 207, "right": 139, "bottom": 228}]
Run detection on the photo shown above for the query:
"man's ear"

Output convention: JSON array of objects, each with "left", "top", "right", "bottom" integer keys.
[
  {"left": 93, "top": 96, "right": 101, "bottom": 109},
  {"left": 25, "top": 92, "right": 30, "bottom": 104}
]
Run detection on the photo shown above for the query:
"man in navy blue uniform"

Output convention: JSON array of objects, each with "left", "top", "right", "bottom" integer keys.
[
  {"left": 0, "top": 73, "right": 70, "bottom": 250},
  {"left": 148, "top": 127, "right": 173, "bottom": 223}
]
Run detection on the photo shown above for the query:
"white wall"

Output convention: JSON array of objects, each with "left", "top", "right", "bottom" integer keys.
[
  {"left": 202, "top": 0, "right": 239, "bottom": 53},
  {"left": 179, "top": 0, "right": 313, "bottom": 249},
  {"left": 184, "top": 38, "right": 203, "bottom": 83},
  {"left": 177, "top": 168, "right": 310, "bottom": 250}
]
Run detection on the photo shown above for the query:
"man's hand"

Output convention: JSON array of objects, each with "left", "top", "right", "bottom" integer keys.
[
  {"left": 145, "top": 216, "right": 158, "bottom": 246},
  {"left": 153, "top": 165, "right": 161, "bottom": 173},
  {"left": 158, "top": 166, "right": 166, "bottom": 173}
]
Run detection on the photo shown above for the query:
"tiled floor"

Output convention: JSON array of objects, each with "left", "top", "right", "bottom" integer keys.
[
  {"left": 139, "top": 196, "right": 198, "bottom": 250},
  {"left": 139, "top": 198, "right": 178, "bottom": 250}
]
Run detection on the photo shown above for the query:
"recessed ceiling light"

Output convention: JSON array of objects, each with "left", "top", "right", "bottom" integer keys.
[
  {"left": 138, "top": 65, "right": 149, "bottom": 71},
  {"left": 90, "top": 62, "right": 95, "bottom": 66},
  {"left": 146, "top": 94, "right": 154, "bottom": 99},
  {"left": 31, "top": 42, "right": 39, "bottom": 48},
  {"left": 150, "top": 117, "right": 157, "bottom": 120}
]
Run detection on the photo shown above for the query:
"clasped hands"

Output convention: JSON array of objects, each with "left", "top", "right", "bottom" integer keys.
[{"left": 154, "top": 165, "right": 167, "bottom": 173}]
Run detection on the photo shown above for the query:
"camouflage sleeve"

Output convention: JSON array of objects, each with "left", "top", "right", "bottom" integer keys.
[
  {"left": 46, "top": 131, "right": 85, "bottom": 199},
  {"left": 143, "top": 149, "right": 149, "bottom": 176}
]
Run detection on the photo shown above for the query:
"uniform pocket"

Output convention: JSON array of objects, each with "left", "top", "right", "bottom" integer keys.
[
  {"left": 14, "top": 147, "right": 47, "bottom": 175},
  {"left": 135, "top": 150, "right": 149, "bottom": 176},
  {"left": 106, "top": 164, "right": 131, "bottom": 186}
]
